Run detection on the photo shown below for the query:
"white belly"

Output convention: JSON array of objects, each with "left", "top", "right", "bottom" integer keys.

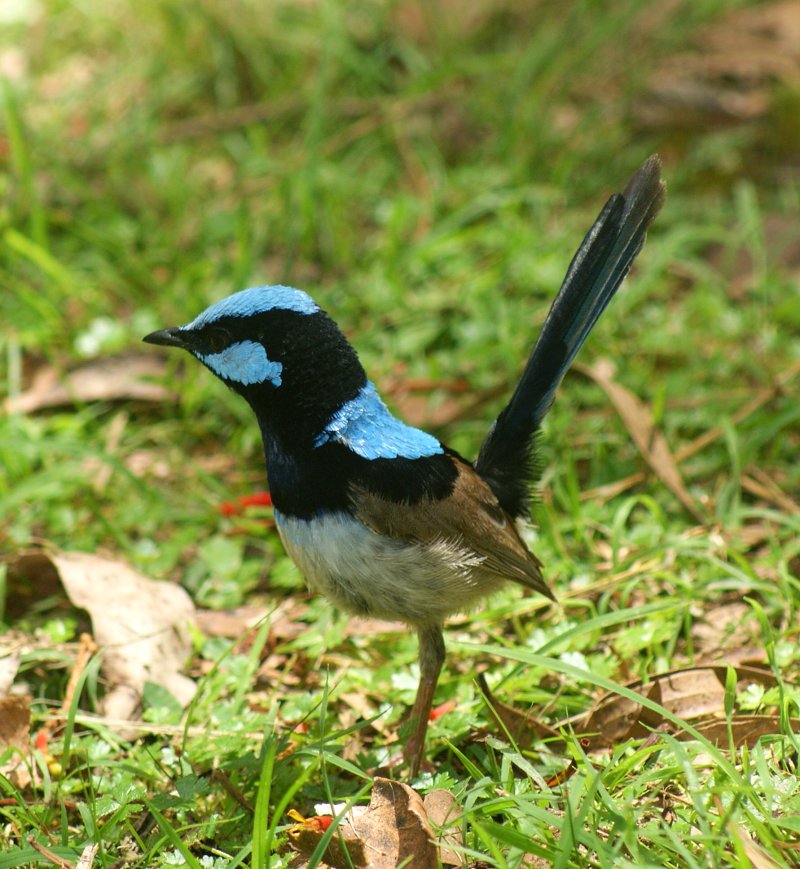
[{"left": 274, "top": 510, "right": 490, "bottom": 627}]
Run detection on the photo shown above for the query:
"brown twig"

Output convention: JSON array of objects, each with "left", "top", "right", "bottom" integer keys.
[{"left": 27, "top": 836, "right": 74, "bottom": 869}]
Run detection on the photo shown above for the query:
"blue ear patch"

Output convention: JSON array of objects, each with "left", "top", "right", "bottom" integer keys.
[
  {"left": 184, "top": 285, "right": 318, "bottom": 330},
  {"left": 197, "top": 340, "right": 283, "bottom": 387},
  {"left": 315, "top": 381, "right": 443, "bottom": 460}
]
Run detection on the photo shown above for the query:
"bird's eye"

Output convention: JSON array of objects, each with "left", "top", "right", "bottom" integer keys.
[{"left": 207, "top": 328, "right": 230, "bottom": 353}]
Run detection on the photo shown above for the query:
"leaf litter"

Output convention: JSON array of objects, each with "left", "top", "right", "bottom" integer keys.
[
  {"left": 6, "top": 550, "right": 196, "bottom": 728},
  {"left": 3, "top": 355, "right": 170, "bottom": 414},
  {"left": 287, "top": 777, "right": 463, "bottom": 869},
  {"left": 580, "top": 358, "right": 705, "bottom": 522},
  {"left": 479, "top": 662, "right": 793, "bottom": 761}
]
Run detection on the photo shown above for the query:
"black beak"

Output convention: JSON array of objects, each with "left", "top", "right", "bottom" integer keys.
[{"left": 143, "top": 327, "right": 189, "bottom": 349}]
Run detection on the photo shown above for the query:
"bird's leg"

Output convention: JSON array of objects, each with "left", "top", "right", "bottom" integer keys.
[{"left": 403, "top": 625, "right": 445, "bottom": 777}]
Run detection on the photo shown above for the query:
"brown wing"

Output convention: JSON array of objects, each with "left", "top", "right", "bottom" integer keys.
[{"left": 351, "top": 460, "right": 554, "bottom": 601}]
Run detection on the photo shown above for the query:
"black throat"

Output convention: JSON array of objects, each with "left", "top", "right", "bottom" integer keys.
[{"left": 227, "top": 309, "right": 461, "bottom": 518}]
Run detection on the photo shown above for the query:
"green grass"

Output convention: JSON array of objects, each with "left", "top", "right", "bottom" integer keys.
[{"left": 2, "top": 0, "right": 800, "bottom": 865}]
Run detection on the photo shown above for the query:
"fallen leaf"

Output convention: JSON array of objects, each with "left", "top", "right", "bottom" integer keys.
[
  {"left": 9, "top": 551, "right": 196, "bottom": 725},
  {"left": 0, "top": 696, "right": 30, "bottom": 748},
  {"left": 730, "top": 524, "right": 777, "bottom": 552},
  {"left": 546, "top": 755, "right": 589, "bottom": 789},
  {"left": 423, "top": 790, "right": 464, "bottom": 867},
  {"left": 289, "top": 812, "right": 367, "bottom": 868},
  {"left": 580, "top": 360, "right": 800, "bottom": 507},
  {"left": 635, "top": 1, "right": 800, "bottom": 128},
  {"left": 580, "top": 359, "right": 705, "bottom": 522},
  {"left": 393, "top": 0, "right": 499, "bottom": 44},
  {"left": 289, "top": 777, "right": 438, "bottom": 869},
  {"left": 0, "top": 650, "right": 20, "bottom": 696},
  {"left": 688, "top": 714, "right": 797, "bottom": 748},
  {"left": 53, "top": 551, "right": 196, "bottom": 719},
  {"left": 380, "top": 363, "right": 513, "bottom": 431},
  {"left": 342, "top": 616, "right": 410, "bottom": 638},
  {"left": 644, "top": 668, "right": 726, "bottom": 720},
  {"left": 726, "top": 818, "right": 784, "bottom": 869},
  {"left": 4, "top": 355, "right": 169, "bottom": 414},
  {"left": 690, "top": 602, "right": 756, "bottom": 656},
  {"left": 195, "top": 605, "right": 272, "bottom": 638},
  {"left": 0, "top": 695, "right": 32, "bottom": 789},
  {"left": 123, "top": 449, "right": 171, "bottom": 479},
  {"left": 580, "top": 677, "right": 664, "bottom": 748},
  {"left": 338, "top": 691, "right": 377, "bottom": 722},
  {"left": 358, "top": 778, "right": 437, "bottom": 867},
  {"left": 572, "top": 665, "right": 779, "bottom": 749}
]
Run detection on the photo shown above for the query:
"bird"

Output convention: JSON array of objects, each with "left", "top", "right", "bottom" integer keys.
[{"left": 144, "top": 156, "right": 665, "bottom": 776}]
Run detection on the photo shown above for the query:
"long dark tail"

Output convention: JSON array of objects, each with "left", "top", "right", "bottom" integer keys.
[{"left": 474, "top": 156, "right": 666, "bottom": 518}]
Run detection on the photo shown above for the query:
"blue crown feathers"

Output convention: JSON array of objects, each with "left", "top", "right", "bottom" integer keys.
[{"left": 182, "top": 285, "right": 318, "bottom": 330}]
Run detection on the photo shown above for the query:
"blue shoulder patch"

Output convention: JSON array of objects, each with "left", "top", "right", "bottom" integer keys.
[
  {"left": 315, "top": 381, "right": 443, "bottom": 460},
  {"left": 197, "top": 340, "right": 283, "bottom": 387},
  {"left": 184, "top": 285, "right": 318, "bottom": 330}
]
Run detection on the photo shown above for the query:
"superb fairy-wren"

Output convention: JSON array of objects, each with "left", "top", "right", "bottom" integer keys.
[{"left": 144, "top": 157, "right": 665, "bottom": 775}]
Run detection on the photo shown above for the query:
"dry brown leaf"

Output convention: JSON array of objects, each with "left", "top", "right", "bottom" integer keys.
[
  {"left": 0, "top": 695, "right": 32, "bottom": 790},
  {"left": 383, "top": 373, "right": 473, "bottom": 429},
  {"left": 338, "top": 692, "right": 377, "bottom": 723},
  {"left": 423, "top": 790, "right": 465, "bottom": 867},
  {"left": 579, "top": 678, "right": 664, "bottom": 748},
  {"left": 691, "top": 602, "right": 756, "bottom": 655},
  {"left": 0, "top": 650, "right": 21, "bottom": 696},
  {"left": 353, "top": 777, "right": 437, "bottom": 869},
  {"left": 289, "top": 817, "right": 366, "bottom": 869},
  {"left": 687, "top": 714, "right": 798, "bottom": 749},
  {"left": 4, "top": 355, "right": 169, "bottom": 414},
  {"left": 195, "top": 605, "right": 272, "bottom": 638},
  {"left": 726, "top": 819, "right": 784, "bottom": 869},
  {"left": 50, "top": 551, "right": 197, "bottom": 721},
  {"left": 635, "top": 0, "right": 800, "bottom": 128},
  {"left": 10, "top": 551, "right": 196, "bottom": 725},
  {"left": 0, "top": 695, "right": 30, "bottom": 748},
  {"left": 580, "top": 360, "right": 800, "bottom": 507},
  {"left": 342, "top": 616, "right": 409, "bottom": 638},
  {"left": 580, "top": 359, "right": 705, "bottom": 521},
  {"left": 647, "top": 668, "right": 727, "bottom": 720},
  {"left": 730, "top": 524, "right": 776, "bottom": 552},
  {"left": 289, "top": 778, "right": 438, "bottom": 869},
  {"left": 574, "top": 665, "right": 778, "bottom": 750}
]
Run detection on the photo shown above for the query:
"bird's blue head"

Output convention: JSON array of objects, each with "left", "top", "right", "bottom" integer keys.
[
  {"left": 144, "top": 283, "right": 444, "bottom": 503},
  {"left": 145, "top": 285, "right": 318, "bottom": 387},
  {"left": 143, "top": 285, "right": 367, "bottom": 440}
]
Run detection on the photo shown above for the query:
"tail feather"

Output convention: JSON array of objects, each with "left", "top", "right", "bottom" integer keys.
[{"left": 475, "top": 156, "right": 666, "bottom": 517}]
